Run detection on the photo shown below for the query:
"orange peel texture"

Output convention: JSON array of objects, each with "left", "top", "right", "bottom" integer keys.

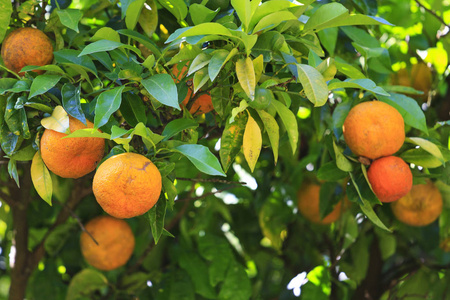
[
  {"left": 40, "top": 116, "right": 105, "bottom": 179},
  {"left": 80, "top": 215, "right": 135, "bottom": 271},
  {"left": 367, "top": 156, "right": 413, "bottom": 203},
  {"left": 391, "top": 180, "right": 442, "bottom": 226},
  {"left": 1, "top": 27, "right": 54, "bottom": 75},
  {"left": 93, "top": 152, "right": 162, "bottom": 219},
  {"left": 343, "top": 101, "right": 405, "bottom": 160}
]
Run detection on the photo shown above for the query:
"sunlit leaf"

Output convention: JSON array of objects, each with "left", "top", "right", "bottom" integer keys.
[
  {"left": 243, "top": 113, "right": 262, "bottom": 172},
  {"left": 236, "top": 57, "right": 256, "bottom": 100},
  {"left": 31, "top": 151, "right": 53, "bottom": 206}
]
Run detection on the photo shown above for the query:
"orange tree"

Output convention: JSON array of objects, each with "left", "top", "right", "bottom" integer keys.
[{"left": 0, "top": 0, "right": 449, "bottom": 299}]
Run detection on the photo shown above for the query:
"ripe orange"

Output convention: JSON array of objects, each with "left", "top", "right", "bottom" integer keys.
[
  {"left": 367, "top": 156, "right": 412, "bottom": 203},
  {"left": 297, "top": 183, "right": 349, "bottom": 224},
  {"left": 1, "top": 27, "right": 54, "bottom": 75},
  {"left": 80, "top": 215, "right": 135, "bottom": 271},
  {"left": 343, "top": 101, "right": 405, "bottom": 160},
  {"left": 92, "top": 152, "right": 162, "bottom": 219},
  {"left": 172, "top": 62, "right": 214, "bottom": 115},
  {"left": 391, "top": 62, "right": 432, "bottom": 101},
  {"left": 40, "top": 116, "right": 105, "bottom": 179},
  {"left": 391, "top": 181, "right": 442, "bottom": 226}
]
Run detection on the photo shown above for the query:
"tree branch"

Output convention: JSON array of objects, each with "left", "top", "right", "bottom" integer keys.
[{"left": 415, "top": 0, "right": 449, "bottom": 35}]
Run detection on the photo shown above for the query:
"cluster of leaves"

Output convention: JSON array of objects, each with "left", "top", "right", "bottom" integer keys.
[{"left": 0, "top": 0, "right": 449, "bottom": 299}]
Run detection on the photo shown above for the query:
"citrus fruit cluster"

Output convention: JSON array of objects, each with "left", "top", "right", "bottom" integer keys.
[{"left": 343, "top": 101, "right": 412, "bottom": 203}]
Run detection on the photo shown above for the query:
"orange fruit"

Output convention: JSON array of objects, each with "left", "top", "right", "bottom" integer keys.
[
  {"left": 93, "top": 152, "right": 162, "bottom": 219},
  {"left": 172, "top": 62, "right": 214, "bottom": 115},
  {"left": 367, "top": 156, "right": 413, "bottom": 203},
  {"left": 391, "top": 62, "right": 432, "bottom": 101},
  {"left": 1, "top": 27, "right": 54, "bottom": 75},
  {"left": 80, "top": 215, "right": 135, "bottom": 271},
  {"left": 297, "top": 183, "right": 349, "bottom": 224},
  {"left": 40, "top": 116, "right": 105, "bottom": 179},
  {"left": 343, "top": 101, "right": 405, "bottom": 160},
  {"left": 182, "top": 93, "right": 214, "bottom": 115},
  {"left": 391, "top": 180, "right": 442, "bottom": 226}
]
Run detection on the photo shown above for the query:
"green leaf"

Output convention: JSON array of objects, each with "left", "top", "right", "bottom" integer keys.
[
  {"left": 303, "top": 3, "right": 392, "bottom": 34},
  {"left": 56, "top": 9, "right": 82, "bottom": 32},
  {"left": 189, "top": 4, "right": 219, "bottom": 25},
  {"left": 236, "top": 57, "right": 256, "bottom": 100},
  {"left": 147, "top": 198, "right": 167, "bottom": 244},
  {"left": 249, "top": 0, "right": 298, "bottom": 31},
  {"left": 333, "top": 141, "right": 353, "bottom": 172},
  {"left": 62, "top": 83, "right": 86, "bottom": 125},
  {"left": 79, "top": 40, "right": 139, "bottom": 57},
  {"left": 44, "top": 223, "right": 76, "bottom": 256},
  {"left": 317, "top": 161, "right": 348, "bottom": 181},
  {"left": 175, "top": 144, "right": 226, "bottom": 176},
  {"left": 198, "top": 235, "right": 234, "bottom": 287},
  {"left": 125, "top": 0, "right": 146, "bottom": 30},
  {"left": 141, "top": 73, "right": 180, "bottom": 109},
  {"left": 94, "top": 85, "right": 126, "bottom": 129},
  {"left": 166, "top": 23, "right": 234, "bottom": 44},
  {"left": 10, "top": 144, "right": 36, "bottom": 161},
  {"left": 118, "top": 29, "right": 162, "bottom": 58},
  {"left": 162, "top": 177, "right": 177, "bottom": 209},
  {"left": 119, "top": 92, "right": 147, "bottom": 127},
  {"left": 218, "top": 261, "right": 252, "bottom": 300},
  {"left": 162, "top": 118, "right": 199, "bottom": 141},
  {"left": 208, "top": 49, "right": 231, "bottom": 82},
  {"left": 66, "top": 269, "right": 108, "bottom": 300},
  {"left": 257, "top": 110, "right": 279, "bottom": 164},
  {"left": 379, "top": 94, "right": 428, "bottom": 135},
  {"left": 158, "top": 0, "right": 187, "bottom": 21},
  {"left": 401, "top": 148, "right": 444, "bottom": 169},
  {"left": 90, "top": 27, "right": 121, "bottom": 43},
  {"left": 7, "top": 159, "right": 19, "bottom": 187},
  {"left": 296, "top": 64, "right": 328, "bottom": 106},
  {"left": 192, "top": 67, "right": 210, "bottom": 93},
  {"left": 0, "top": 0, "right": 12, "bottom": 43},
  {"left": 188, "top": 53, "right": 211, "bottom": 76},
  {"left": 252, "top": 11, "right": 297, "bottom": 33},
  {"left": 328, "top": 78, "right": 390, "bottom": 96},
  {"left": 220, "top": 113, "right": 247, "bottom": 173},
  {"left": 270, "top": 100, "right": 298, "bottom": 154},
  {"left": 133, "top": 122, "right": 164, "bottom": 149},
  {"left": 31, "top": 151, "right": 53, "bottom": 206},
  {"left": 405, "top": 137, "right": 445, "bottom": 165},
  {"left": 54, "top": 49, "right": 97, "bottom": 74},
  {"left": 28, "top": 75, "right": 62, "bottom": 99},
  {"left": 138, "top": 0, "right": 158, "bottom": 37},
  {"left": 178, "top": 250, "right": 216, "bottom": 299},
  {"left": 231, "top": 0, "right": 252, "bottom": 32}
]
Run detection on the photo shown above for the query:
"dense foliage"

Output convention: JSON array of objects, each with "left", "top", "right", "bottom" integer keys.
[{"left": 0, "top": 0, "right": 449, "bottom": 299}]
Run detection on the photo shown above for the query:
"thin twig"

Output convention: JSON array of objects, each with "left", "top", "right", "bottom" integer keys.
[
  {"left": 54, "top": 199, "right": 98, "bottom": 245},
  {"left": 176, "top": 177, "right": 246, "bottom": 185},
  {"left": 415, "top": 0, "right": 448, "bottom": 29},
  {"left": 175, "top": 185, "right": 241, "bottom": 202}
]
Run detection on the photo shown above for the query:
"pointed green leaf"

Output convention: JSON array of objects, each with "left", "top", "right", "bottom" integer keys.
[
  {"left": 94, "top": 86, "right": 126, "bottom": 128},
  {"left": 56, "top": 9, "right": 82, "bottom": 32},
  {"left": 175, "top": 144, "right": 226, "bottom": 176},
  {"left": 188, "top": 53, "right": 211, "bottom": 76},
  {"left": 406, "top": 137, "right": 445, "bottom": 165},
  {"left": 257, "top": 110, "right": 279, "bottom": 164},
  {"left": 270, "top": 100, "right": 298, "bottom": 154},
  {"left": 231, "top": 0, "right": 252, "bottom": 32},
  {"left": 147, "top": 198, "right": 167, "bottom": 244},
  {"left": 141, "top": 73, "right": 180, "bottom": 109},
  {"left": 62, "top": 83, "right": 86, "bottom": 125},
  {"left": 29, "top": 75, "right": 62, "bottom": 99},
  {"left": 162, "top": 118, "right": 199, "bottom": 141},
  {"left": 296, "top": 64, "right": 328, "bottom": 106}
]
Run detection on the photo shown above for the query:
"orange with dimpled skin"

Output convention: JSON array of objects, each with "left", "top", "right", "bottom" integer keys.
[{"left": 92, "top": 152, "right": 162, "bottom": 219}]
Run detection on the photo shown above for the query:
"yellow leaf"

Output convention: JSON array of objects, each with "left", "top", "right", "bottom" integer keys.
[
  {"left": 236, "top": 57, "right": 256, "bottom": 100},
  {"left": 243, "top": 113, "right": 262, "bottom": 172},
  {"left": 31, "top": 151, "right": 53, "bottom": 206},
  {"left": 253, "top": 54, "right": 264, "bottom": 83},
  {"left": 41, "top": 106, "right": 70, "bottom": 134}
]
